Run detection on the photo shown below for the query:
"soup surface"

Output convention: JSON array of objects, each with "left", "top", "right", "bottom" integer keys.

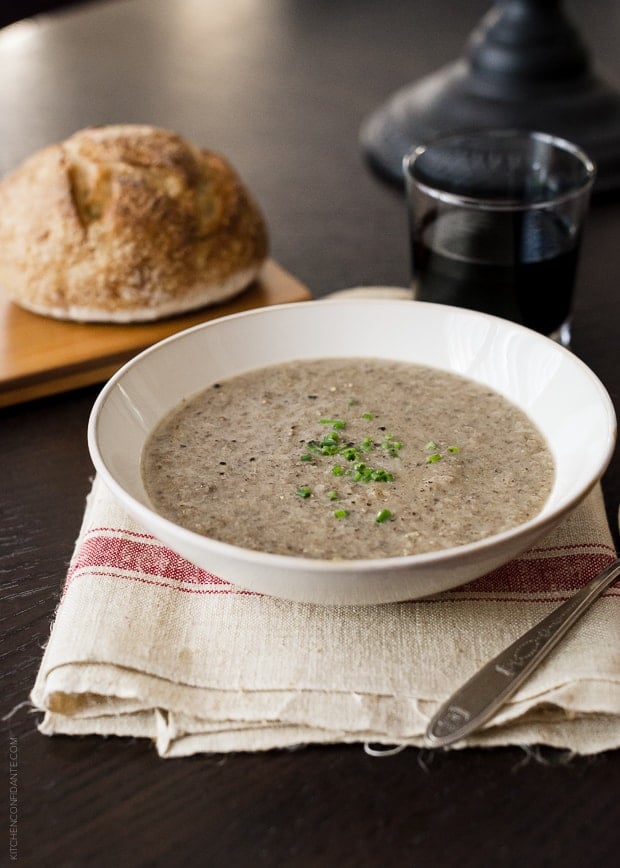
[{"left": 142, "top": 358, "right": 554, "bottom": 559}]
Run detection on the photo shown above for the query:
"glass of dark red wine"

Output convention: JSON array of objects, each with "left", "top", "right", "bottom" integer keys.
[{"left": 404, "top": 130, "right": 595, "bottom": 347}]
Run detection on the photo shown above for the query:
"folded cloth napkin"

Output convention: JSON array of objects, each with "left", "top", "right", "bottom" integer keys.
[{"left": 30, "top": 475, "right": 619, "bottom": 757}]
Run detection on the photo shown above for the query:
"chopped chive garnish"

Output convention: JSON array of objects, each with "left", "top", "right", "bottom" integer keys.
[
  {"left": 425, "top": 440, "right": 437, "bottom": 451},
  {"left": 320, "top": 418, "right": 346, "bottom": 430},
  {"left": 448, "top": 445, "right": 460, "bottom": 453},
  {"left": 298, "top": 417, "right": 405, "bottom": 520},
  {"left": 318, "top": 431, "right": 341, "bottom": 455},
  {"left": 375, "top": 508, "right": 393, "bottom": 523},
  {"left": 381, "top": 435, "right": 402, "bottom": 458},
  {"left": 427, "top": 453, "right": 442, "bottom": 463},
  {"left": 320, "top": 445, "right": 339, "bottom": 455},
  {"left": 322, "top": 432, "right": 340, "bottom": 445},
  {"left": 371, "top": 469, "right": 394, "bottom": 482}
]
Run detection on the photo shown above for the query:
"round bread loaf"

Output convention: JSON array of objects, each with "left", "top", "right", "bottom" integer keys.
[{"left": 0, "top": 125, "right": 269, "bottom": 321}]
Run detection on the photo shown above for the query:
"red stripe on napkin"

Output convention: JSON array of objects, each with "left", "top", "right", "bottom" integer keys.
[
  {"left": 69, "top": 531, "right": 228, "bottom": 585},
  {"left": 63, "top": 527, "right": 618, "bottom": 602},
  {"left": 64, "top": 529, "right": 246, "bottom": 596},
  {"left": 452, "top": 549, "right": 616, "bottom": 595}
]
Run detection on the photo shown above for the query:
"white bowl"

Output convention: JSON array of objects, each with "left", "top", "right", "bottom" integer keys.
[{"left": 88, "top": 300, "right": 616, "bottom": 605}]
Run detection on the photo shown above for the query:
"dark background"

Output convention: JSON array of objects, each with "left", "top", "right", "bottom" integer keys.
[
  {"left": 2, "top": 2, "right": 619, "bottom": 866},
  {"left": 1, "top": 0, "right": 90, "bottom": 29}
]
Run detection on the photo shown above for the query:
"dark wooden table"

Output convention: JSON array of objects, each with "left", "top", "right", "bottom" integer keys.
[{"left": 2, "top": 1, "right": 619, "bottom": 865}]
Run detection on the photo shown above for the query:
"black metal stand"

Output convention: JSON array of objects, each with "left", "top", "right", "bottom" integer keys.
[{"left": 360, "top": 0, "right": 620, "bottom": 193}]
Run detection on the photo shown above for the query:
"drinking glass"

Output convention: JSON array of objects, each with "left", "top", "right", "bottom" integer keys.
[{"left": 404, "top": 130, "right": 595, "bottom": 346}]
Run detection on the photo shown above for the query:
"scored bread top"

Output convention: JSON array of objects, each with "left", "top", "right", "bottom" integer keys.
[{"left": 0, "top": 125, "right": 269, "bottom": 321}]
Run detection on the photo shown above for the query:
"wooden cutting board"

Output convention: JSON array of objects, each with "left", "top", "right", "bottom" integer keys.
[{"left": 0, "top": 259, "right": 312, "bottom": 407}]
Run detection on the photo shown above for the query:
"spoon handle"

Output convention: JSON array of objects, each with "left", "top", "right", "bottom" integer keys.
[{"left": 425, "top": 558, "right": 620, "bottom": 747}]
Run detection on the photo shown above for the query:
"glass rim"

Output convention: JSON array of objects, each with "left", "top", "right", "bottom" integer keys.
[{"left": 403, "top": 129, "right": 596, "bottom": 211}]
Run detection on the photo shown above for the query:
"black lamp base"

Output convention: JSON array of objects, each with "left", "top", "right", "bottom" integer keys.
[{"left": 360, "top": 1, "right": 620, "bottom": 194}]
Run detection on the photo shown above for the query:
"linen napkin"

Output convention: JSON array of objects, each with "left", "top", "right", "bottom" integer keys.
[{"left": 31, "top": 474, "right": 619, "bottom": 757}]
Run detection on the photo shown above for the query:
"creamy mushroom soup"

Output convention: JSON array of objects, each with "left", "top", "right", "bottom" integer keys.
[{"left": 141, "top": 358, "right": 554, "bottom": 560}]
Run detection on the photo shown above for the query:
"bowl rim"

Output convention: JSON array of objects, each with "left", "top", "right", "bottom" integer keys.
[{"left": 88, "top": 299, "right": 618, "bottom": 574}]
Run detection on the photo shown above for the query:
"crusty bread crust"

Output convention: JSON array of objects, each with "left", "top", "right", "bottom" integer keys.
[{"left": 0, "top": 125, "right": 269, "bottom": 321}]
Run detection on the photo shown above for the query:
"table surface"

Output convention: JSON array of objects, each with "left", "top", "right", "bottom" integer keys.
[{"left": 2, "top": 1, "right": 619, "bottom": 865}]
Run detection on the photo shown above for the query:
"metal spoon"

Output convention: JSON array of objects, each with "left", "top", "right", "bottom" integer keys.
[{"left": 425, "top": 557, "right": 620, "bottom": 748}]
